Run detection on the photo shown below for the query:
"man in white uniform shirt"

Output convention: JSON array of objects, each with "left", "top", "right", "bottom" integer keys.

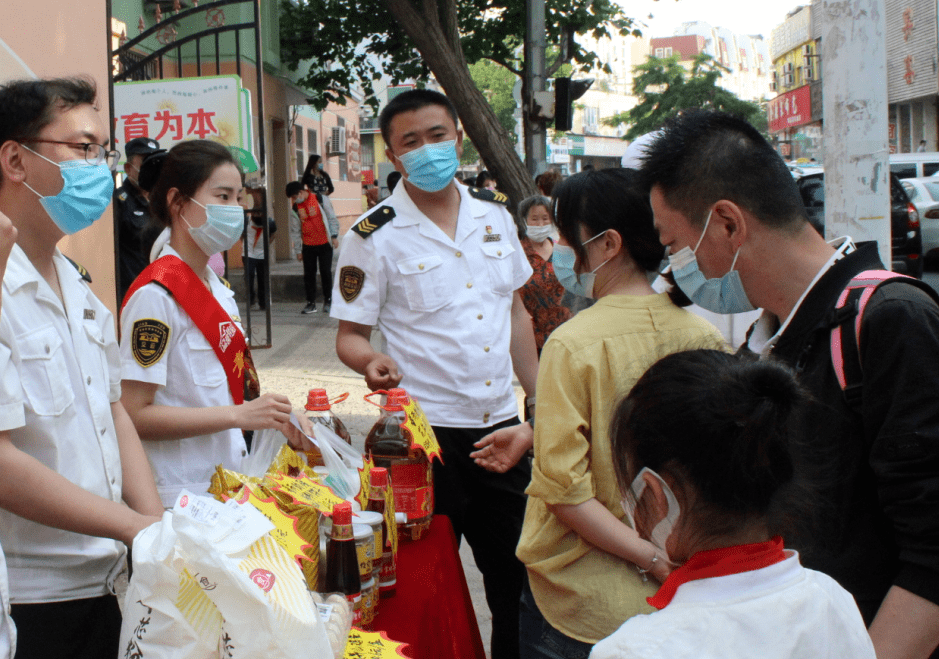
[
  {"left": 331, "top": 89, "right": 538, "bottom": 659},
  {"left": 0, "top": 77, "right": 162, "bottom": 658}
]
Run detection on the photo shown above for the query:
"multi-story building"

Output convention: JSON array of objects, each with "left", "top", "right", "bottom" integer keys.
[
  {"left": 885, "top": 0, "right": 938, "bottom": 152},
  {"left": 769, "top": 5, "right": 822, "bottom": 161}
]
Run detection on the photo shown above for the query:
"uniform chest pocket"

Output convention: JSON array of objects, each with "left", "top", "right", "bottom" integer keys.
[
  {"left": 480, "top": 243, "right": 516, "bottom": 295},
  {"left": 18, "top": 326, "right": 75, "bottom": 417},
  {"left": 396, "top": 255, "right": 448, "bottom": 312},
  {"left": 186, "top": 332, "right": 227, "bottom": 389}
]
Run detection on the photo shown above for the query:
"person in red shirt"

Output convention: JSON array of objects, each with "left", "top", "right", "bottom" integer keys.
[{"left": 286, "top": 181, "right": 338, "bottom": 314}]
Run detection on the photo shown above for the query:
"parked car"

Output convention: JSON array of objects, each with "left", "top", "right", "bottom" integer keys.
[
  {"left": 900, "top": 177, "right": 939, "bottom": 264},
  {"left": 890, "top": 152, "right": 939, "bottom": 180},
  {"left": 793, "top": 169, "right": 923, "bottom": 278}
]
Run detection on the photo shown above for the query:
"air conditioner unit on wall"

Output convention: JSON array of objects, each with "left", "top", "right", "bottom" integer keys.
[{"left": 330, "top": 126, "right": 346, "bottom": 154}]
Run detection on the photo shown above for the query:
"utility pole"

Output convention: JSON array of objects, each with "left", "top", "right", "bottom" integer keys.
[
  {"left": 524, "top": 0, "right": 547, "bottom": 176},
  {"left": 821, "top": 0, "right": 890, "bottom": 266}
]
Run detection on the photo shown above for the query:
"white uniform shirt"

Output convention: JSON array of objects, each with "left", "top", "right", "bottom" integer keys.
[
  {"left": 589, "top": 551, "right": 876, "bottom": 659},
  {"left": 0, "top": 245, "right": 124, "bottom": 603},
  {"left": 120, "top": 245, "right": 246, "bottom": 507},
  {"left": 331, "top": 182, "right": 532, "bottom": 427}
]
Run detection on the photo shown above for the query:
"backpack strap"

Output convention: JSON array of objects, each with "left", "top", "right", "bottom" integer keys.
[{"left": 830, "top": 269, "right": 934, "bottom": 408}]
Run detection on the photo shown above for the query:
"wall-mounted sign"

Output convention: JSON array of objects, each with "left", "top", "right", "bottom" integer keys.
[{"left": 768, "top": 84, "right": 812, "bottom": 133}]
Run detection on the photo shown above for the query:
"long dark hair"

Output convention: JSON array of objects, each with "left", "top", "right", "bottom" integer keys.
[
  {"left": 139, "top": 140, "right": 238, "bottom": 228},
  {"left": 610, "top": 350, "right": 811, "bottom": 542}
]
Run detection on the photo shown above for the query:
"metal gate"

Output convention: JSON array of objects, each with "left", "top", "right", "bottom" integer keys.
[{"left": 108, "top": 0, "right": 272, "bottom": 348}]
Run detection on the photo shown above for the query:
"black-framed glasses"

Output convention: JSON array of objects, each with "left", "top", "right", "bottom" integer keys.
[{"left": 25, "top": 140, "right": 121, "bottom": 171}]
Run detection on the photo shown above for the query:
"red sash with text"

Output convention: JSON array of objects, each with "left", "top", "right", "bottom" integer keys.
[{"left": 122, "top": 255, "right": 247, "bottom": 405}]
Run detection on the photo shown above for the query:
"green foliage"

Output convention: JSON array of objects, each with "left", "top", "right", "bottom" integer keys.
[
  {"left": 604, "top": 54, "right": 768, "bottom": 140},
  {"left": 468, "top": 59, "right": 517, "bottom": 140},
  {"left": 460, "top": 136, "right": 480, "bottom": 165},
  {"left": 279, "top": 0, "right": 638, "bottom": 111}
]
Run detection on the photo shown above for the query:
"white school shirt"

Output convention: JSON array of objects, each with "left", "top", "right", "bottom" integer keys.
[
  {"left": 589, "top": 551, "right": 876, "bottom": 659},
  {"left": 330, "top": 182, "right": 532, "bottom": 427},
  {"left": 0, "top": 245, "right": 124, "bottom": 603},
  {"left": 120, "top": 245, "right": 246, "bottom": 507}
]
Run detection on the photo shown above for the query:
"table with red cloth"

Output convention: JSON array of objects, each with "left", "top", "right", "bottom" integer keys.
[{"left": 370, "top": 516, "right": 487, "bottom": 659}]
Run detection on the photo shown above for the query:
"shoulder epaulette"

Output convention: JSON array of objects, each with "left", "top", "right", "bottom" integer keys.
[
  {"left": 468, "top": 186, "right": 509, "bottom": 206},
  {"left": 352, "top": 205, "right": 395, "bottom": 238},
  {"left": 63, "top": 255, "right": 92, "bottom": 283},
  {"left": 117, "top": 190, "right": 128, "bottom": 202},
  {"left": 217, "top": 275, "right": 231, "bottom": 289}
]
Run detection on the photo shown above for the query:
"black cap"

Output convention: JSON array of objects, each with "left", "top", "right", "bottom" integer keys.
[{"left": 124, "top": 137, "right": 161, "bottom": 157}]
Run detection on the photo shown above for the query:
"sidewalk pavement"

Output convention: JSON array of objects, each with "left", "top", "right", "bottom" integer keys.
[{"left": 242, "top": 298, "right": 498, "bottom": 655}]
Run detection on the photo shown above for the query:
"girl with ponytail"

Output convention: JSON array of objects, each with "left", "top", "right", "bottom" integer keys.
[{"left": 592, "top": 350, "right": 875, "bottom": 659}]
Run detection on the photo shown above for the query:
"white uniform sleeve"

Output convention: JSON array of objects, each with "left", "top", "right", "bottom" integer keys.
[
  {"left": 119, "top": 284, "right": 178, "bottom": 387},
  {"left": 97, "top": 301, "right": 123, "bottom": 403},
  {"left": 329, "top": 228, "right": 384, "bottom": 326},
  {"left": 0, "top": 316, "right": 24, "bottom": 431}
]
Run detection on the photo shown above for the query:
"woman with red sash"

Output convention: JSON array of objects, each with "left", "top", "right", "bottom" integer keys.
[
  {"left": 591, "top": 350, "right": 875, "bottom": 659},
  {"left": 119, "top": 140, "right": 301, "bottom": 507}
]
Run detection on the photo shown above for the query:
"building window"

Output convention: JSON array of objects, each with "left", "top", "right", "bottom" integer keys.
[
  {"left": 307, "top": 129, "right": 318, "bottom": 157},
  {"left": 337, "top": 117, "right": 347, "bottom": 181},
  {"left": 295, "top": 126, "right": 304, "bottom": 178}
]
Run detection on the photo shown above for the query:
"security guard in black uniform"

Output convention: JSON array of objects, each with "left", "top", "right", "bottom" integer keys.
[{"left": 115, "top": 137, "right": 163, "bottom": 302}]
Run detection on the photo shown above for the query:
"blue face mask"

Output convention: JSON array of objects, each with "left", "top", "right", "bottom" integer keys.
[
  {"left": 183, "top": 200, "right": 244, "bottom": 256},
  {"left": 21, "top": 146, "right": 114, "bottom": 235},
  {"left": 395, "top": 140, "right": 459, "bottom": 193},
  {"left": 552, "top": 230, "right": 609, "bottom": 299},
  {"left": 667, "top": 209, "right": 755, "bottom": 314}
]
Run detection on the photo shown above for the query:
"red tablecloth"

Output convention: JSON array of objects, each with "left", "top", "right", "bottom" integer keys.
[{"left": 370, "top": 516, "right": 487, "bottom": 659}]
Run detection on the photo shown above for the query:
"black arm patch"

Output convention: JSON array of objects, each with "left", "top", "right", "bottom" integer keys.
[
  {"left": 352, "top": 205, "right": 396, "bottom": 238},
  {"left": 468, "top": 186, "right": 509, "bottom": 205}
]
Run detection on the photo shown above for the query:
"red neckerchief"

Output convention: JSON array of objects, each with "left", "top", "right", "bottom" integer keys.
[
  {"left": 122, "top": 255, "right": 247, "bottom": 404},
  {"left": 648, "top": 536, "right": 786, "bottom": 610}
]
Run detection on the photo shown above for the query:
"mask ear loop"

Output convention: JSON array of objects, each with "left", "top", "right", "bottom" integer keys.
[{"left": 692, "top": 208, "right": 714, "bottom": 254}]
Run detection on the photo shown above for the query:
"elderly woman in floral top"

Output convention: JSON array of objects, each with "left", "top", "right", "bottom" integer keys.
[{"left": 516, "top": 195, "right": 572, "bottom": 355}]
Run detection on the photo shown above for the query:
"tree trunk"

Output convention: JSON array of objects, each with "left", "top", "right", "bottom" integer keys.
[{"left": 384, "top": 0, "right": 538, "bottom": 213}]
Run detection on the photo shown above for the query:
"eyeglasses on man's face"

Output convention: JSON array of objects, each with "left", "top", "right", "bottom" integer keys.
[{"left": 25, "top": 139, "right": 121, "bottom": 171}]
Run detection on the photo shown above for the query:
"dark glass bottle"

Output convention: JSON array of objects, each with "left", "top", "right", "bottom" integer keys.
[
  {"left": 365, "top": 467, "right": 396, "bottom": 598},
  {"left": 325, "top": 501, "right": 362, "bottom": 623},
  {"left": 364, "top": 388, "right": 434, "bottom": 540}
]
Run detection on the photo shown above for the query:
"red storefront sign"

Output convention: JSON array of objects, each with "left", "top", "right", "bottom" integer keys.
[{"left": 769, "top": 85, "right": 813, "bottom": 133}]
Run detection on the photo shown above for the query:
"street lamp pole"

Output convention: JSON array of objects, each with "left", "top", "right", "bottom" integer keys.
[{"left": 524, "top": 0, "right": 547, "bottom": 176}]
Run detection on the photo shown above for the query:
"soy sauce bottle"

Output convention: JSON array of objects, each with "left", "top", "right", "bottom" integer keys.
[
  {"left": 364, "top": 388, "right": 433, "bottom": 540},
  {"left": 325, "top": 501, "right": 362, "bottom": 624},
  {"left": 305, "top": 389, "right": 352, "bottom": 444},
  {"left": 365, "top": 467, "right": 396, "bottom": 598}
]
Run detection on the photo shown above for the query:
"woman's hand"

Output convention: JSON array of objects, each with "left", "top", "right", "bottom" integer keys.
[
  {"left": 235, "top": 393, "right": 292, "bottom": 430},
  {"left": 638, "top": 540, "right": 675, "bottom": 584}
]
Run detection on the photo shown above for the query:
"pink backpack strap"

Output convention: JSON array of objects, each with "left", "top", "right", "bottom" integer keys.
[{"left": 830, "top": 270, "right": 923, "bottom": 406}]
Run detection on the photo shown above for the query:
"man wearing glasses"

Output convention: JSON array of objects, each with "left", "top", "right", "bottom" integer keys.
[{"left": 0, "top": 77, "right": 163, "bottom": 658}]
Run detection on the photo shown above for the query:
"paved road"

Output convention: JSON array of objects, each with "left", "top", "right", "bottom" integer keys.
[{"left": 245, "top": 300, "right": 495, "bottom": 656}]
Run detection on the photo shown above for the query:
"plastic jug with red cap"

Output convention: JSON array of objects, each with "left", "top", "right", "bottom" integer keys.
[
  {"left": 364, "top": 388, "right": 434, "bottom": 540},
  {"left": 301, "top": 389, "right": 351, "bottom": 467}
]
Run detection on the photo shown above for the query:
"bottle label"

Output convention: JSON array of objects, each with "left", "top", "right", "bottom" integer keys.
[
  {"left": 379, "top": 552, "right": 396, "bottom": 585},
  {"left": 349, "top": 591, "right": 363, "bottom": 626},
  {"left": 390, "top": 462, "right": 434, "bottom": 521},
  {"left": 356, "top": 537, "right": 375, "bottom": 579},
  {"left": 332, "top": 524, "right": 354, "bottom": 541},
  {"left": 401, "top": 397, "right": 442, "bottom": 462}
]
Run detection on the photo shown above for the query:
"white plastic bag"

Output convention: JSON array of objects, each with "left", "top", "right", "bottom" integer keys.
[
  {"left": 119, "top": 512, "right": 221, "bottom": 659},
  {"left": 242, "top": 427, "right": 291, "bottom": 478},
  {"left": 309, "top": 421, "right": 364, "bottom": 501}
]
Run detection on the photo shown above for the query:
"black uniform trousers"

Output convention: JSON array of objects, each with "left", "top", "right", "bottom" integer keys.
[
  {"left": 12, "top": 594, "right": 122, "bottom": 659},
  {"left": 432, "top": 417, "right": 530, "bottom": 659},
  {"left": 301, "top": 242, "right": 333, "bottom": 305}
]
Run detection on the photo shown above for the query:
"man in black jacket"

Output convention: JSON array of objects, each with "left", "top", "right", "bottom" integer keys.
[{"left": 642, "top": 109, "right": 939, "bottom": 659}]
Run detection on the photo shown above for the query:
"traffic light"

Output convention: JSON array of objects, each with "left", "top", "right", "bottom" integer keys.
[{"left": 554, "top": 77, "right": 594, "bottom": 132}]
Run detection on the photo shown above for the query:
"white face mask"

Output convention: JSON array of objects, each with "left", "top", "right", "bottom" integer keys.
[
  {"left": 621, "top": 467, "right": 681, "bottom": 562},
  {"left": 526, "top": 224, "right": 554, "bottom": 242},
  {"left": 182, "top": 199, "right": 244, "bottom": 256}
]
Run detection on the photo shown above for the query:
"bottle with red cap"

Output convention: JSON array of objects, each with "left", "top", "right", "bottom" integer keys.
[
  {"left": 325, "top": 501, "right": 362, "bottom": 624},
  {"left": 365, "top": 467, "right": 396, "bottom": 598},
  {"left": 364, "top": 388, "right": 433, "bottom": 540},
  {"left": 305, "top": 389, "right": 352, "bottom": 444}
]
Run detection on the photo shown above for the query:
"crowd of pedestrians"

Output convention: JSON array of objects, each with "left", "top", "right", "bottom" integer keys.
[{"left": 0, "top": 73, "right": 936, "bottom": 659}]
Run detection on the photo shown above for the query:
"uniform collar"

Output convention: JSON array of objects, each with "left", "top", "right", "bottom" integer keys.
[
  {"left": 389, "top": 180, "right": 485, "bottom": 244},
  {"left": 5, "top": 243, "right": 85, "bottom": 295},
  {"left": 157, "top": 244, "right": 235, "bottom": 301}
]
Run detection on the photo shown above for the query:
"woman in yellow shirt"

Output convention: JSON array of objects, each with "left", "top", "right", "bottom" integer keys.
[{"left": 511, "top": 169, "right": 725, "bottom": 657}]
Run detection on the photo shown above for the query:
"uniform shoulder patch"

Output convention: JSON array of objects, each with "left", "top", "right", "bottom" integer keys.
[
  {"left": 468, "top": 186, "right": 509, "bottom": 206},
  {"left": 63, "top": 255, "right": 92, "bottom": 283},
  {"left": 351, "top": 205, "right": 395, "bottom": 238},
  {"left": 339, "top": 265, "right": 366, "bottom": 302},
  {"left": 117, "top": 190, "right": 128, "bottom": 202},
  {"left": 131, "top": 318, "right": 170, "bottom": 367},
  {"left": 217, "top": 275, "right": 232, "bottom": 289}
]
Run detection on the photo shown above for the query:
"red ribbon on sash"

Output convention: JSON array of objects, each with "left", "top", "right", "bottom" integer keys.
[{"left": 122, "top": 255, "right": 246, "bottom": 405}]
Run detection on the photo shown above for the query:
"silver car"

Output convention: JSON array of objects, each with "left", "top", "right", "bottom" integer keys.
[{"left": 900, "top": 177, "right": 939, "bottom": 260}]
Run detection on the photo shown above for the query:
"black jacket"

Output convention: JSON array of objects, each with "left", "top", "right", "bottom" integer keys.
[{"left": 743, "top": 243, "right": 939, "bottom": 623}]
